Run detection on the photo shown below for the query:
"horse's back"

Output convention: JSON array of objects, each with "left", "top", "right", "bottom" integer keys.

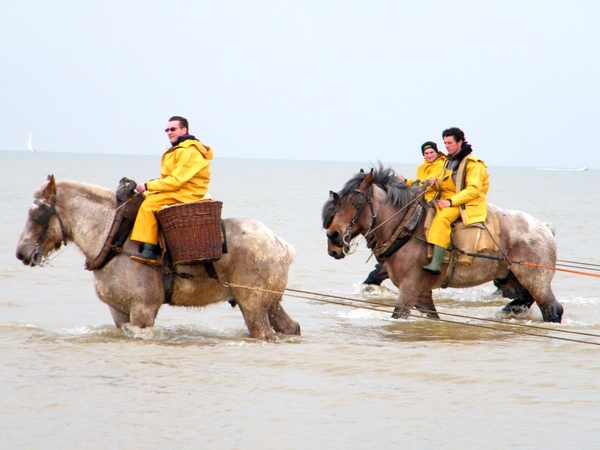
[
  {"left": 495, "top": 208, "right": 556, "bottom": 263},
  {"left": 223, "top": 217, "right": 295, "bottom": 264}
]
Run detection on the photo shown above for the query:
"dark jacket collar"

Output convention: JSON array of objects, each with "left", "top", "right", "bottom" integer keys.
[
  {"left": 171, "top": 134, "right": 198, "bottom": 147},
  {"left": 449, "top": 142, "right": 473, "bottom": 162}
]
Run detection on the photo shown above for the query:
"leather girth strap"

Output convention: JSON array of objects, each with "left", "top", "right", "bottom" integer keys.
[
  {"left": 371, "top": 200, "right": 424, "bottom": 259},
  {"left": 85, "top": 193, "right": 145, "bottom": 271}
]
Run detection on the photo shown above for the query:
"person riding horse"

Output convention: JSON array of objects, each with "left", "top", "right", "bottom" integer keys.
[
  {"left": 422, "top": 127, "right": 489, "bottom": 275},
  {"left": 398, "top": 140, "right": 447, "bottom": 202},
  {"left": 130, "top": 116, "right": 214, "bottom": 264}
]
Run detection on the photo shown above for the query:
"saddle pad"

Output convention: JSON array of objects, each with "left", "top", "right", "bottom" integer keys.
[
  {"left": 452, "top": 211, "right": 500, "bottom": 265},
  {"left": 426, "top": 210, "right": 500, "bottom": 265}
]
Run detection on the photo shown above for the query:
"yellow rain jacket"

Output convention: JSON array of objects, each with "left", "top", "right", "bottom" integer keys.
[
  {"left": 426, "top": 155, "right": 489, "bottom": 248},
  {"left": 131, "top": 137, "right": 213, "bottom": 245},
  {"left": 405, "top": 152, "right": 447, "bottom": 202}
]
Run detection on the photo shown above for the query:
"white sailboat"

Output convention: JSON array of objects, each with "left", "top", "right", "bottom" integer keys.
[{"left": 27, "top": 132, "right": 36, "bottom": 152}]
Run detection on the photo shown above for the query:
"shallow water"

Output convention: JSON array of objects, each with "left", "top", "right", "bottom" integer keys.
[{"left": 2, "top": 152, "right": 599, "bottom": 449}]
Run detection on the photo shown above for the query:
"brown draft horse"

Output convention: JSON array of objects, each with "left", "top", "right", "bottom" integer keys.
[
  {"left": 322, "top": 165, "right": 563, "bottom": 322},
  {"left": 16, "top": 175, "right": 301, "bottom": 341}
]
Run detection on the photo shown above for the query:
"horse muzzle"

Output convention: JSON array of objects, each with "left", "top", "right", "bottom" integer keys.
[
  {"left": 15, "top": 241, "right": 43, "bottom": 267},
  {"left": 326, "top": 235, "right": 347, "bottom": 260},
  {"left": 327, "top": 228, "right": 353, "bottom": 259}
]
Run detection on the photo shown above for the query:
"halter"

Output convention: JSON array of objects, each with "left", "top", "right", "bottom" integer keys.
[
  {"left": 341, "top": 187, "right": 376, "bottom": 255},
  {"left": 342, "top": 184, "right": 426, "bottom": 259},
  {"left": 31, "top": 195, "right": 68, "bottom": 256}
]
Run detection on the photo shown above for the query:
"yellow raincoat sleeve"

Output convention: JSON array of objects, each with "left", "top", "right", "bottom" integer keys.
[
  {"left": 150, "top": 150, "right": 206, "bottom": 192},
  {"left": 448, "top": 158, "right": 488, "bottom": 207}
]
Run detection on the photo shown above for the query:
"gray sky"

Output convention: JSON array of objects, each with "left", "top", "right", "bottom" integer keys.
[{"left": 2, "top": 0, "right": 599, "bottom": 168}]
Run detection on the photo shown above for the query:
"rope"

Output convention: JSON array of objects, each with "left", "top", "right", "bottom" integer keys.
[
  {"left": 213, "top": 281, "right": 600, "bottom": 347},
  {"left": 517, "top": 261, "right": 600, "bottom": 279}
]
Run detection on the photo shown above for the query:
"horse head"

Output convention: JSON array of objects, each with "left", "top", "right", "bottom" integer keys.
[
  {"left": 16, "top": 175, "right": 67, "bottom": 266},
  {"left": 323, "top": 169, "right": 376, "bottom": 259}
]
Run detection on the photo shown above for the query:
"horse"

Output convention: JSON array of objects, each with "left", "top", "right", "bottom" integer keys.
[
  {"left": 322, "top": 165, "right": 564, "bottom": 323},
  {"left": 16, "top": 175, "right": 301, "bottom": 341}
]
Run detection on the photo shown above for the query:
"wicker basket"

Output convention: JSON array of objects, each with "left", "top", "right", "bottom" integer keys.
[{"left": 156, "top": 200, "right": 223, "bottom": 265}]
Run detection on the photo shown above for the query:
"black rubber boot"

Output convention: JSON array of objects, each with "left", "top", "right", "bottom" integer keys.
[
  {"left": 130, "top": 243, "right": 160, "bottom": 265},
  {"left": 422, "top": 245, "right": 447, "bottom": 275}
]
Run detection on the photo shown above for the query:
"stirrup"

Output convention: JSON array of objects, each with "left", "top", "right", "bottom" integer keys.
[{"left": 130, "top": 254, "right": 158, "bottom": 265}]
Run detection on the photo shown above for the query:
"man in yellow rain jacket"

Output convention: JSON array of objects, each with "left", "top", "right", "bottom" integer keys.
[
  {"left": 423, "top": 127, "right": 489, "bottom": 275},
  {"left": 130, "top": 116, "right": 214, "bottom": 264}
]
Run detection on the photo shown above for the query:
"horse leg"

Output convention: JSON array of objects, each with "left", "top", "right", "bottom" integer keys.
[
  {"left": 362, "top": 263, "right": 389, "bottom": 286},
  {"left": 109, "top": 306, "right": 130, "bottom": 328},
  {"left": 129, "top": 301, "right": 161, "bottom": 328},
  {"left": 414, "top": 291, "right": 439, "bottom": 319},
  {"left": 511, "top": 269, "right": 564, "bottom": 323},
  {"left": 534, "top": 290, "right": 564, "bottom": 323},
  {"left": 391, "top": 287, "right": 421, "bottom": 319},
  {"left": 267, "top": 301, "right": 301, "bottom": 336},
  {"left": 495, "top": 272, "right": 535, "bottom": 315},
  {"left": 237, "top": 303, "right": 276, "bottom": 341}
]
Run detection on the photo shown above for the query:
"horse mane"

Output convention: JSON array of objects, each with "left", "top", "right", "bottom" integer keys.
[
  {"left": 35, "top": 179, "right": 117, "bottom": 207},
  {"left": 322, "top": 162, "right": 416, "bottom": 227}
]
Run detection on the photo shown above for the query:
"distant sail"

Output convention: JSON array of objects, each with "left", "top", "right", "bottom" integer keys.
[{"left": 27, "top": 133, "right": 35, "bottom": 152}]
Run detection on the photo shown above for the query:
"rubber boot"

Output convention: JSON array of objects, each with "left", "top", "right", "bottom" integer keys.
[
  {"left": 130, "top": 243, "right": 160, "bottom": 265},
  {"left": 422, "top": 245, "right": 447, "bottom": 275}
]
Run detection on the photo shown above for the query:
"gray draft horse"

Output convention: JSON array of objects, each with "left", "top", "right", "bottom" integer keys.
[
  {"left": 322, "top": 165, "right": 564, "bottom": 322},
  {"left": 16, "top": 175, "right": 301, "bottom": 341}
]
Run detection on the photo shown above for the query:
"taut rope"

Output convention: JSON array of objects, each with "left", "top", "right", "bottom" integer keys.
[{"left": 212, "top": 280, "right": 600, "bottom": 347}]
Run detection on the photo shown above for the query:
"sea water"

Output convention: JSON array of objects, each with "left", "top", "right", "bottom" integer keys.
[{"left": 2, "top": 151, "right": 599, "bottom": 449}]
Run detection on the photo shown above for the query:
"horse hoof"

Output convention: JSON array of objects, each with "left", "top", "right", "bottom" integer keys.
[{"left": 543, "top": 302, "right": 564, "bottom": 323}]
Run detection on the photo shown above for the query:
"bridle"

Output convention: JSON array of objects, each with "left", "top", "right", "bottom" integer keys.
[
  {"left": 336, "top": 183, "right": 426, "bottom": 259},
  {"left": 31, "top": 194, "right": 68, "bottom": 257},
  {"left": 340, "top": 186, "right": 376, "bottom": 255}
]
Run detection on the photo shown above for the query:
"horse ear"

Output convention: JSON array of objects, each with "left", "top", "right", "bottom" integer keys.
[
  {"left": 43, "top": 174, "right": 57, "bottom": 200},
  {"left": 329, "top": 190, "right": 340, "bottom": 204},
  {"left": 359, "top": 169, "right": 374, "bottom": 189},
  {"left": 359, "top": 168, "right": 364, "bottom": 173}
]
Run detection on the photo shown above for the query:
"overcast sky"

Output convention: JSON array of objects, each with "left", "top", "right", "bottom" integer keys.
[{"left": 2, "top": 1, "right": 598, "bottom": 168}]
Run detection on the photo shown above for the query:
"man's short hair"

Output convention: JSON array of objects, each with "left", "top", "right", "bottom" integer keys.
[
  {"left": 442, "top": 127, "right": 465, "bottom": 143},
  {"left": 169, "top": 116, "right": 189, "bottom": 132}
]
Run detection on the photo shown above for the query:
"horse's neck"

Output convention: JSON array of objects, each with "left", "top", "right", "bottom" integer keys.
[
  {"left": 57, "top": 183, "right": 115, "bottom": 260},
  {"left": 371, "top": 187, "right": 407, "bottom": 238}
]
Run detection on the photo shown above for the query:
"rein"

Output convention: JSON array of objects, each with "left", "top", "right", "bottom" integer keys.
[
  {"left": 369, "top": 199, "right": 424, "bottom": 258},
  {"left": 341, "top": 187, "right": 376, "bottom": 255},
  {"left": 358, "top": 188, "right": 427, "bottom": 259}
]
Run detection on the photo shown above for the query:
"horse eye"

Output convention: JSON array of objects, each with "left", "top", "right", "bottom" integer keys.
[{"left": 30, "top": 206, "right": 52, "bottom": 225}]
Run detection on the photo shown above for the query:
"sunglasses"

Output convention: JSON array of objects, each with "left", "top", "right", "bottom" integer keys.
[{"left": 164, "top": 127, "right": 180, "bottom": 133}]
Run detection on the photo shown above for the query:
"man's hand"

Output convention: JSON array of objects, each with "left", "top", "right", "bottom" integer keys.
[
  {"left": 437, "top": 199, "right": 452, "bottom": 209},
  {"left": 136, "top": 183, "right": 147, "bottom": 193}
]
